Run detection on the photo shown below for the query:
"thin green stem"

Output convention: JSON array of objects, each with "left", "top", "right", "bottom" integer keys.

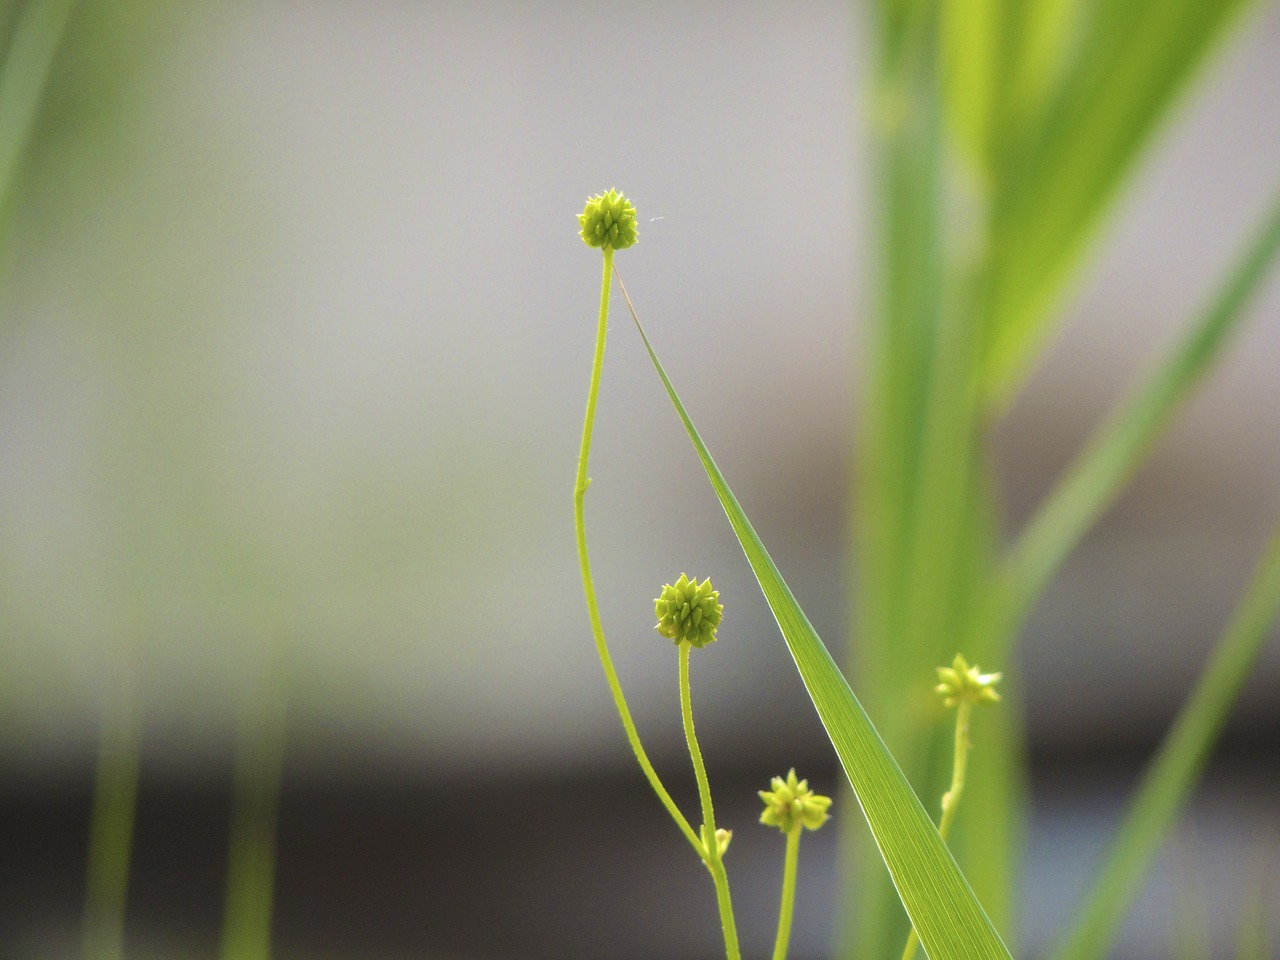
[
  {"left": 679, "top": 641, "right": 740, "bottom": 960},
  {"left": 679, "top": 643, "right": 718, "bottom": 846},
  {"left": 901, "top": 700, "right": 974, "bottom": 960},
  {"left": 574, "top": 248, "right": 701, "bottom": 856},
  {"left": 705, "top": 852, "right": 740, "bottom": 960},
  {"left": 939, "top": 700, "right": 973, "bottom": 842},
  {"left": 771, "top": 825, "right": 803, "bottom": 960}
]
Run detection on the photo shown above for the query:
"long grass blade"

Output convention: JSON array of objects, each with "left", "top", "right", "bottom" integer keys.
[
  {"left": 1047, "top": 523, "right": 1280, "bottom": 960},
  {"left": 619, "top": 274, "right": 1013, "bottom": 960},
  {"left": 1000, "top": 188, "right": 1280, "bottom": 630},
  {"left": 855, "top": 14, "right": 981, "bottom": 951}
]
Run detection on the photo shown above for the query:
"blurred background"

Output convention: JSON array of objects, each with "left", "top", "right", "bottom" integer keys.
[{"left": 0, "top": 1, "right": 1277, "bottom": 958}]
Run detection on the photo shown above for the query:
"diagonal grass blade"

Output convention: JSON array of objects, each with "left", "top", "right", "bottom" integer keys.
[{"left": 617, "top": 272, "right": 1014, "bottom": 960}]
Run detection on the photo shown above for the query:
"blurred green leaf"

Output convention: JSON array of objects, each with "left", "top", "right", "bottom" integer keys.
[
  {"left": 1048, "top": 523, "right": 1280, "bottom": 960},
  {"left": 0, "top": 0, "right": 77, "bottom": 215},
  {"left": 981, "top": 0, "right": 1258, "bottom": 402},
  {"left": 1000, "top": 187, "right": 1280, "bottom": 630}
]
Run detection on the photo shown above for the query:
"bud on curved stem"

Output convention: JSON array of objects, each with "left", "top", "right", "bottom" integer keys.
[{"left": 572, "top": 191, "right": 701, "bottom": 856}]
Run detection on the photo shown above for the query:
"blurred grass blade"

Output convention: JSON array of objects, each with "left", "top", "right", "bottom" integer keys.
[
  {"left": 1002, "top": 188, "right": 1280, "bottom": 628},
  {"left": 982, "top": 0, "right": 1258, "bottom": 401},
  {"left": 0, "top": 0, "right": 78, "bottom": 207},
  {"left": 220, "top": 651, "right": 287, "bottom": 960},
  {"left": 1232, "top": 850, "right": 1273, "bottom": 960},
  {"left": 855, "top": 23, "right": 963, "bottom": 951},
  {"left": 1000, "top": 0, "right": 1078, "bottom": 137},
  {"left": 1047, "top": 523, "right": 1280, "bottom": 960},
  {"left": 940, "top": 0, "right": 997, "bottom": 176},
  {"left": 82, "top": 644, "right": 141, "bottom": 960},
  {"left": 619, "top": 276, "right": 1013, "bottom": 960}
]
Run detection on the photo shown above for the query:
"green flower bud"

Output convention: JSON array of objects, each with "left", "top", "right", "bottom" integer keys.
[
  {"left": 701, "top": 823, "right": 733, "bottom": 857},
  {"left": 759, "top": 769, "right": 831, "bottom": 833},
  {"left": 935, "top": 653, "right": 1002, "bottom": 708},
  {"left": 654, "top": 573, "right": 723, "bottom": 648},
  {"left": 578, "top": 189, "right": 638, "bottom": 250}
]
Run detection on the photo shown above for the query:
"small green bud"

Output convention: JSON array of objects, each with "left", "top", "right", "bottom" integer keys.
[
  {"left": 654, "top": 573, "right": 723, "bottom": 648},
  {"left": 578, "top": 189, "right": 638, "bottom": 250},
  {"left": 758, "top": 769, "right": 832, "bottom": 833},
  {"left": 935, "top": 653, "right": 1002, "bottom": 708},
  {"left": 701, "top": 823, "right": 733, "bottom": 857}
]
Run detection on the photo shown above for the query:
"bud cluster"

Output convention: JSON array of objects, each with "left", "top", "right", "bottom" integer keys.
[
  {"left": 934, "top": 654, "right": 1002, "bottom": 708},
  {"left": 758, "top": 769, "right": 832, "bottom": 833},
  {"left": 654, "top": 573, "right": 723, "bottom": 648},
  {"left": 578, "top": 189, "right": 638, "bottom": 250}
]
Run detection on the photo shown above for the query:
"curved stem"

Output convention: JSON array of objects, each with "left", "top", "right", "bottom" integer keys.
[
  {"left": 680, "top": 642, "right": 741, "bottom": 960},
  {"left": 680, "top": 643, "right": 718, "bottom": 843},
  {"left": 573, "top": 248, "right": 701, "bottom": 856},
  {"left": 771, "top": 825, "right": 803, "bottom": 960},
  {"left": 939, "top": 701, "right": 973, "bottom": 842}
]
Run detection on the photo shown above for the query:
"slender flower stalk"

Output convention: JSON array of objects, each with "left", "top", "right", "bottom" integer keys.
[
  {"left": 679, "top": 639, "right": 740, "bottom": 960},
  {"left": 572, "top": 191, "right": 703, "bottom": 854},
  {"left": 772, "top": 825, "right": 802, "bottom": 960},
  {"left": 575, "top": 193, "right": 740, "bottom": 960},
  {"left": 901, "top": 656, "right": 1002, "bottom": 960},
  {"left": 759, "top": 769, "right": 833, "bottom": 960}
]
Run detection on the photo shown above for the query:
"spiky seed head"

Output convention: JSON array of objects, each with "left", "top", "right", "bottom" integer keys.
[
  {"left": 935, "top": 653, "right": 1003, "bottom": 708},
  {"left": 654, "top": 573, "right": 723, "bottom": 648},
  {"left": 758, "top": 768, "right": 832, "bottom": 833},
  {"left": 578, "top": 189, "right": 638, "bottom": 250}
]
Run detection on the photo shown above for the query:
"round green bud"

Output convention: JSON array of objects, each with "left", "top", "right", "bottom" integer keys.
[
  {"left": 758, "top": 769, "right": 832, "bottom": 833},
  {"left": 654, "top": 573, "right": 723, "bottom": 648},
  {"left": 578, "top": 189, "right": 638, "bottom": 250},
  {"left": 934, "top": 653, "right": 1002, "bottom": 708}
]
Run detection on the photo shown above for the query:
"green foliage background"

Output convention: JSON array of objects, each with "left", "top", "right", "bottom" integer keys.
[{"left": 845, "top": 1, "right": 1280, "bottom": 958}]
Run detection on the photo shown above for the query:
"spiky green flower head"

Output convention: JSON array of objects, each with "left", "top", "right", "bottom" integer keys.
[
  {"left": 758, "top": 769, "right": 832, "bottom": 833},
  {"left": 578, "top": 189, "right": 638, "bottom": 250},
  {"left": 935, "top": 653, "right": 1002, "bottom": 708},
  {"left": 654, "top": 573, "right": 722, "bottom": 648}
]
